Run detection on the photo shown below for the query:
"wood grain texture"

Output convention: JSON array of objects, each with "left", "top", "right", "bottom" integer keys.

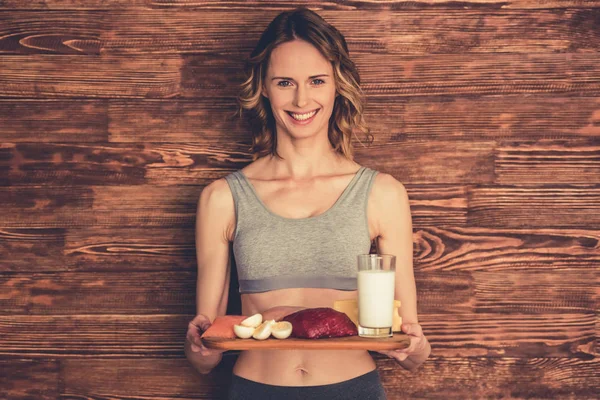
[
  {"left": 414, "top": 271, "right": 474, "bottom": 313},
  {"left": 0, "top": 100, "right": 108, "bottom": 142},
  {"left": 0, "top": 55, "right": 180, "bottom": 98},
  {"left": 0, "top": 313, "right": 595, "bottom": 358},
  {"left": 403, "top": 185, "right": 469, "bottom": 227},
  {"left": 468, "top": 185, "right": 600, "bottom": 228},
  {"left": 3, "top": 356, "right": 597, "bottom": 400},
  {"left": 61, "top": 357, "right": 232, "bottom": 400},
  {"left": 394, "top": 95, "right": 600, "bottom": 140},
  {"left": 472, "top": 271, "right": 599, "bottom": 314},
  {"left": 107, "top": 98, "right": 245, "bottom": 143},
  {"left": 0, "top": 359, "right": 59, "bottom": 400},
  {"left": 1, "top": 140, "right": 494, "bottom": 185},
  {"left": 414, "top": 226, "right": 600, "bottom": 271},
  {"left": 0, "top": 184, "right": 468, "bottom": 228},
  {"left": 0, "top": 186, "right": 197, "bottom": 228},
  {"left": 355, "top": 140, "right": 496, "bottom": 184},
  {"left": 1, "top": 0, "right": 599, "bottom": 10},
  {"left": 358, "top": 52, "right": 600, "bottom": 97},
  {"left": 102, "top": 96, "right": 600, "bottom": 143},
  {"left": 64, "top": 227, "right": 197, "bottom": 270},
  {"left": 1, "top": 4, "right": 598, "bottom": 399},
  {"left": 387, "top": 9, "right": 600, "bottom": 54},
  {"left": 145, "top": 140, "right": 493, "bottom": 185},
  {"left": 4, "top": 9, "right": 600, "bottom": 55},
  {"left": 419, "top": 312, "right": 597, "bottom": 358},
  {"left": 1, "top": 269, "right": 596, "bottom": 317},
  {"left": 181, "top": 52, "right": 600, "bottom": 98},
  {"left": 122, "top": 8, "right": 600, "bottom": 54},
  {"left": 0, "top": 11, "right": 104, "bottom": 55},
  {"left": 0, "top": 186, "right": 94, "bottom": 228},
  {"left": 379, "top": 357, "right": 600, "bottom": 400},
  {"left": 0, "top": 315, "right": 190, "bottom": 357},
  {"left": 0, "top": 0, "right": 146, "bottom": 9},
  {"left": 1, "top": 143, "right": 158, "bottom": 186},
  {"left": 0, "top": 228, "right": 65, "bottom": 271},
  {"left": 1, "top": 272, "right": 196, "bottom": 315},
  {"left": 3, "top": 52, "right": 600, "bottom": 99},
  {"left": 0, "top": 271, "right": 470, "bottom": 315},
  {"left": 495, "top": 138, "right": 600, "bottom": 184},
  {"left": 6, "top": 224, "right": 598, "bottom": 277},
  {"left": 1, "top": 142, "right": 252, "bottom": 186}
]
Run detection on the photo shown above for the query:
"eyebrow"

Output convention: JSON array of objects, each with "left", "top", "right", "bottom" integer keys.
[{"left": 271, "top": 74, "right": 329, "bottom": 81}]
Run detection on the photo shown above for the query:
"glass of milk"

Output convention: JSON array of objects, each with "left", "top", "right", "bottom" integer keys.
[{"left": 357, "top": 254, "right": 396, "bottom": 338}]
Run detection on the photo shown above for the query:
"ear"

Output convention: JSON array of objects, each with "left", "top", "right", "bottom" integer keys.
[{"left": 262, "top": 85, "right": 269, "bottom": 99}]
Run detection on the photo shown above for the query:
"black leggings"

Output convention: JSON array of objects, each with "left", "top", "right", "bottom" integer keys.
[{"left": 227, "top": 369, "right": 387, "bottom": 400}]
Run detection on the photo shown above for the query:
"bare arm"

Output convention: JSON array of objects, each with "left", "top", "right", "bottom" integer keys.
[
  {"left": 371, "top": 173, "right": 431, "bottom": 371},
  {"left": 185, "top": 178, "right": 235, "bottom": 374}
]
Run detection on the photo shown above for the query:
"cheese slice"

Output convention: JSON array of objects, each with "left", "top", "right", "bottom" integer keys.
[{"left": 333, "top": 299, "right": 402, "bottom": 332}]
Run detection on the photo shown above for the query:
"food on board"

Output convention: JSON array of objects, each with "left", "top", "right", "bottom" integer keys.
[
  {"left": 282, "top": 307, "right": 358, "bottom": 339},
  {"left": 200, "top": 315, "right": 247, "bottom": 339},
  {"left": 333, "top": 299, "right": 403, "bottom": 332},
  {"left": 241, "top": 313, "right": 263, "bottom": 328},
  {"left": 271, "top": 321, "right": 293, "bottom": 339},
  {"left": 202, "top": 304, "right": 396, "bottom": 341},
  {"left": 252, "top": 319, "right": 276, "bottom": 340},
  {"left": 233, "top": 324, "right": 256, "bottom": 339}
]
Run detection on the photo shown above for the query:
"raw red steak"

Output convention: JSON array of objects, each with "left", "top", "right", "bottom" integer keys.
[{"left": 282, "top": 307, "right": 358, "bottom": 339}]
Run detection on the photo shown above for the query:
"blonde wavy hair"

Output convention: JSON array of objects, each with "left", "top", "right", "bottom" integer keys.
[{"left": 237, "top": 7, "right": 372, "bottom": 160}]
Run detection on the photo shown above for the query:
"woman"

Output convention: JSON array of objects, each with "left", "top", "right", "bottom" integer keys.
[{"left": 185, "top": 7, "right": 430, "bottom": 399}]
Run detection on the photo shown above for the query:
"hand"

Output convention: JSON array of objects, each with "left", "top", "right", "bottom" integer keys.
[
  {"left": 376, "top": 323, "right": 428, "bottom": 363},
  {"left": 186, "top": 314, "right": 226, "bottom": 357}
]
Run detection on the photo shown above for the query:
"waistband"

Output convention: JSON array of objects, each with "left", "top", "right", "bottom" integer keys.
[
  {"left": 231, "top": 368, "right": 380, "bottom": 389},
  {"left": 227, "top": 368, "right": 387, "bottom": 400}
]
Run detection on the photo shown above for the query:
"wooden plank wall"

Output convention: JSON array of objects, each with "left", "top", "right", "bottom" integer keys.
[{"left": 1, "top": 1, "right": 599, "bottom": 399}]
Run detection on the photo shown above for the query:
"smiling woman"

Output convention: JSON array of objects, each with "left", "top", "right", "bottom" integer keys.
[
  {"left": 185, "top": 6, "right": 430, "bottom": 400},
  {"left": 237, "top": 8, "right": 372, "bottom": 160},
  {"left": 262, "top": 39, "right": 336, "bottom": 140}
]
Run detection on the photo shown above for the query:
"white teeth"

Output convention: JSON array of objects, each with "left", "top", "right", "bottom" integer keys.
[{"left": 289, "top": 110, "right": 317, "bottom": 121}]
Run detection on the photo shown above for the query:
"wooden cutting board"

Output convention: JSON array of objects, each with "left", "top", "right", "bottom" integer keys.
[{"left": 202, "top": 333, "right": 409, "bottom": 351}]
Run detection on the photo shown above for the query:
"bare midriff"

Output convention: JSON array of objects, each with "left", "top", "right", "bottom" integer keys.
[{"left": 232, "top": 287, "right": 378, "bottom": 386}]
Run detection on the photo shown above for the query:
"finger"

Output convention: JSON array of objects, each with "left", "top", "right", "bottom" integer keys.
[
  {"left": 380, "top": 349, "right": 409, "bottom": 361},
  {"left": 186, "top": 334, "right": 200, "bottom": 350},
  {"left": 187, "top": 334, "right": 201, "bottom": 349},
  {"left": 402, "top": 323, "right": 423, "bottom": 337},
  {"left": 189, "top": 323, "right": 210, "bottom": 336},
  {"left": 200, "top": 346, "right": 224, "bottom": 357},
  {"left": 190, "top": 320, "right": 210, "bottom": 330},
  {"left": 396, "top": 339, "right": 416, "bottom": 355},
  {"left": 186, "top": 328, "right": 202, "bottom": 342}
]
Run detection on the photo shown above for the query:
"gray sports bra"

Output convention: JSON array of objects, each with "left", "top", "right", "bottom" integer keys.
[{"left": 224, "top": 166, "right": 378, "bottom": 294}]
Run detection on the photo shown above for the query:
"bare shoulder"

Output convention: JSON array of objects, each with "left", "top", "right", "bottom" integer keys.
[
  {"left": 371, "top": 172, "right": 409, "bottom": 207},
  {"left": 368, "top": 172, "right": 412, "bottom": 240},
  {"left": 197, "top": 177, "right": 235, "bottom": 241},
  {"left": 199, "top": 178, "right": 234, "bottom": 210}
]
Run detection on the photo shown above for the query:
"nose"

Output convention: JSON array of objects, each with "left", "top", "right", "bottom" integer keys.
[{"left": 293, "top": 85, "right": 308, "bottom": 109}]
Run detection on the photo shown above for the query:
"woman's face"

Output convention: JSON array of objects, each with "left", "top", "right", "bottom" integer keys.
[{"left": 262, "top": 39, "right": 337, "bottom": 141}]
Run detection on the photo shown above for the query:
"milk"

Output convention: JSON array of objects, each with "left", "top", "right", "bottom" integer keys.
[{"left": 357, "top": 269, "right": 395, "bottom": 328}]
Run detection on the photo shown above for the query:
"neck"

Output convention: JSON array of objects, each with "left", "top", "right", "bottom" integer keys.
[{"left": 268, "top": 132, "right": 353, "bottom": 180}]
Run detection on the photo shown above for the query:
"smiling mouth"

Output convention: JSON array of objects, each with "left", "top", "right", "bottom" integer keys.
[{"left": 286, "top": 109, "right": 320, "bottom": 121}]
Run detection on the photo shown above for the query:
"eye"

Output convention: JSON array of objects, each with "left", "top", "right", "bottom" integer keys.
[
  {"left": 312, "top": 78, "right": 325, "bottom": 85},
  {"left": 277, "top": 80, "right": 292, "bottom": 87}
]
